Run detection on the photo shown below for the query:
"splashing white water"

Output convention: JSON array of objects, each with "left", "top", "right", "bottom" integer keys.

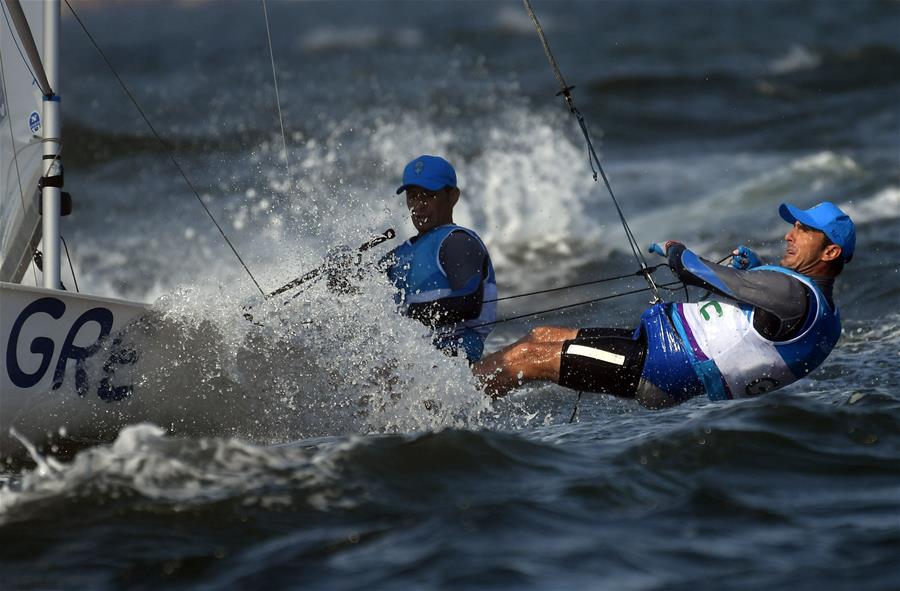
[{"left": 0, "top": 423, "right": 370, "bottom": 523}]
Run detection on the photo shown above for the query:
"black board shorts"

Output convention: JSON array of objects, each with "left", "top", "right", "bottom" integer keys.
[{"left": 558, "top": 328, "right": 647, "bottom": 397}]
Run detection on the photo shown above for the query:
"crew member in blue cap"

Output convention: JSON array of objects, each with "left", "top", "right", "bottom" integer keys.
[
  {"left": 475, "top": 201, "right": 855, "bottom": 406},
  {"left": 384, "top": 155, "right": 497, "bottom": 362}
]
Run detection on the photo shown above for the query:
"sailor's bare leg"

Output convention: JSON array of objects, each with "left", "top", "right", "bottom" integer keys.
[
  {"left": 474, "top": 327, "right": 579, "bottom": 397},
  {"left": 522, "top": 326, "right": 579, "bottom": 343}
]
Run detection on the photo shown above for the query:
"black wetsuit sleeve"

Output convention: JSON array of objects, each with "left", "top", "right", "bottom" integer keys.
[
  {"left": 406, "top": 231, "right": 487, "bottom": 327},
  {"left": 440, "top": 231, "right": 487, "bottom": 290},
  {"left": 666, "top": 244, "right": 811, "bottom": 341}
]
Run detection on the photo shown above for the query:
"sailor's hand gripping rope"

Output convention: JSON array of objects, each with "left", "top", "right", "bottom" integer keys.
[{"left": 242, "top": 229, "right": 395, "bottom": 324}]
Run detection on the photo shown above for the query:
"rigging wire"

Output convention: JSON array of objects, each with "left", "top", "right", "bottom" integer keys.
[
  {"left": 60, "top": 234, "right": 79, "bottom": 293},
  {"left": 468, "top": 280, "right": 685, "bottom": 331},
  {"left": 477, "top": 252, "right": 733, "bottom": 327},
  {"left": 569, "top": 390, "right": 582, "bottom": 423},
  {"left": 260, "top": 0, "right": 295, "bottom": 191},
  {"left": 521, "top": 0, "right": 661, "bottom": 303},
  {"left": 0, "top": 29, "right": 40, "bottom": 285},
  {"left": 483, "top": 265, "right": 666, "bottom": 304},
  {"left": 63, "top": 0, "right": 266, "bottom": 296}
]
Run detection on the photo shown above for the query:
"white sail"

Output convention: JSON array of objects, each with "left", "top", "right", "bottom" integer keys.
[{"left": 0, "top": 0, "right": 44, "bottom": 283}]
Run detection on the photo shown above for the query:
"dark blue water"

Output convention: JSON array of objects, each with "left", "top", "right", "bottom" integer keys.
[{"left": 2, "top": 1, "right": 899, "bottom": 589}]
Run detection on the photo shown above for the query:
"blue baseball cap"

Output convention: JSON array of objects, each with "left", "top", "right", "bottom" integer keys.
[
  {"left": 396, "top": 155, "right": 457, "bottom": 194},
  {"left": 779, "top": 201, "right": 856, "bottom": 262}
]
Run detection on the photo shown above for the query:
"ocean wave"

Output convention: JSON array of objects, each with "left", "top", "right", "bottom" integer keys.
[
  {"left": 840, "top": 186, "right": 900, "bottom": 223},
  {"left": 763, "top": 43, "right": 900, "bottom": 95},
  {"left": 5, "top": 383, "right": 898, "bottom": 524},
  {"left": 493, "top": 4, "right": 552, "bottom": 35},
  {"left": 628, "top": 391, "right": 900, "bottom": 474},
  {"left": 2, "top": 371, "right": 898, "bottom": 589},
  {"left": 0, "top": 424, "right": 365, "bottom": 525},
  {"left": 769, "top": 45, "right": 822, "bottom": 74},
  {"left": 589, "top": 43, "right": 900, "bottom": 96},
  {"left": 3, "top": 267, "right": 503, "bottom": 465},
  {"left": 0, "top": 425, "right": 574, "bottom": 525},
  {"left": 300, "top": 25, "right": 423, "bottom": 52}
]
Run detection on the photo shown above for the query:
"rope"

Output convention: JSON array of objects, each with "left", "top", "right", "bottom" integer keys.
[
  {"left": 269, "top": 229, "right": 395, "bottom": 300},
  {"left": 480, "top": 252, "right": 734, "bottom": 320},
  {"left": 484, "top": 264, "right": 665, "bottom": 304},
  {"left": 0, "top": 37, "right": 39, "bottom": 285},
  {"left": 60, "top": 234, "right": 79, "bottom": 293},
  {"left": 569, "top": 390, "right": 582, "bottom": 423},
  {"left": 260, "top": 0, "right": 295, "bottom": 190},
  {"left": 469, "top": 280, "right": 684, "bottom": 331},
  {"left": 522, "top": 0, "right": 570, "bottom": 93},
  {"left": 241, "top": 229, "right": 396, "bottom": 324},
  {"left": 521, "top": 0, "right": 661, "bottom": 302},
  {"left": 63, "top": 0, "right": 265, "bottom": 296}
]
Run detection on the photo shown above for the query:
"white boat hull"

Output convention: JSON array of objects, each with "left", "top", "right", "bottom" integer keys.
[{"left": 1, "top": 281, "right": 149, "bottom": 460}]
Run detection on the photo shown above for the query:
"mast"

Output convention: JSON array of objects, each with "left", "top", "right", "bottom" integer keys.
[{"left": 40, "top": 0, "right": 62, "bottom": 289}]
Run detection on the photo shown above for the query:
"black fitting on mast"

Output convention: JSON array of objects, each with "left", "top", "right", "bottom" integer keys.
[{"left": 37, "top": 192, "right": 72, "bottom": 216}]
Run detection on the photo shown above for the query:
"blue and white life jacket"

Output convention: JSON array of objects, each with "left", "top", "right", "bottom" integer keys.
[
  {"left": 386, "top": 224, "right": 497, "bottom": 361},
  {"left": 639, "top": 265, "right": 841, "bottom": 402}
]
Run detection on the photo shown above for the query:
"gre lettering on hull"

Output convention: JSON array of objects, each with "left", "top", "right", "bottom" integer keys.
[{"left": 1, "top": 282, "right": 149, "bottom": 449}]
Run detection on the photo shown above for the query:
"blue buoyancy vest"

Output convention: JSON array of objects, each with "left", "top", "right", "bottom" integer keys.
[
  {"left": 639, "top": 265, "right": 841, "bottom": 402},
  {"left": 386, "top": 224, "right": 497, "bottom": 361}
]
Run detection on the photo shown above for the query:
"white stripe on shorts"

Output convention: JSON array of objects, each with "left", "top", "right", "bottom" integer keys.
[{"left": 565, "top": 344, "right": 626, "bottom": 366}]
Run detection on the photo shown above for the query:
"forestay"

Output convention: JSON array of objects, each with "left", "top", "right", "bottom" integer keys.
[{"left": 0, "top": 0, "right": 43, "bottom": 283}]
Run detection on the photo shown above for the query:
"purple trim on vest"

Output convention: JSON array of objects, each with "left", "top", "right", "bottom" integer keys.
[{"left": 675, "top": 303, "right": 710, "bottom": 362}]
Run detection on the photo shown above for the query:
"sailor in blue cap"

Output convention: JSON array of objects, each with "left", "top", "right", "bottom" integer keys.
[
  {"left": 384, "top": 155, "right": 497, "bottom": 362},
  {"left": 475, "top": 201, "right": 855, "bottom": 406}
]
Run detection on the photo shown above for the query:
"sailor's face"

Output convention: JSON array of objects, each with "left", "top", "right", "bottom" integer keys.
[
  {"left": 405, "top": 186, "right": 457, "bottom": 235},
  {"left": 780, "top": 222, "right": 833, "bottom": 273}
]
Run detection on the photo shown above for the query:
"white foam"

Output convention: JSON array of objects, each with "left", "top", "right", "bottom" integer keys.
[
  {"left": 769, "top": 45, "right": 822, "bottom": 74},
  {"left": 604, "top": 150, "right": 875, "bottom": 261},
  {"left": 789, "top": 151, "right": 860, "bottom": 173},
  {"left": 838, "top": 187, "right": 900, "bottom": 224},
  {"left": 494, "top": 4, "right": 550, "bottom": 34},
  {"left": 366, "top": 107, "right": 599, "bottom": 271},
  {"left": 30, "top": 260, "right": 498, "bottom": 449},
  {"left": 0, "top": 423, "right": 365, "bottom": 522},
  {"left": 301, "top": 26, "right": 422, "bottom": 52}
]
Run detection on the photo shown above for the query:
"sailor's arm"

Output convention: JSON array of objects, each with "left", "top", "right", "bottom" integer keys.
[
  {"left": 406, "top": 231, "right": 486, "bottom": 326},
  {"left": 664, "top": 243, "right": 811, "bottom": 339}
]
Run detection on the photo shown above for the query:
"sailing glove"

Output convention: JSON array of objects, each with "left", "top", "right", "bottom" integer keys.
[
  {"left": 648, "top": 241, "right": 682, "bottom": 257},
  {"left": 730, "top": 245, "right": 761, "bottom": 270},
  {"left": 323, "top": 245, "right": 358, "bottom": 294}
]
